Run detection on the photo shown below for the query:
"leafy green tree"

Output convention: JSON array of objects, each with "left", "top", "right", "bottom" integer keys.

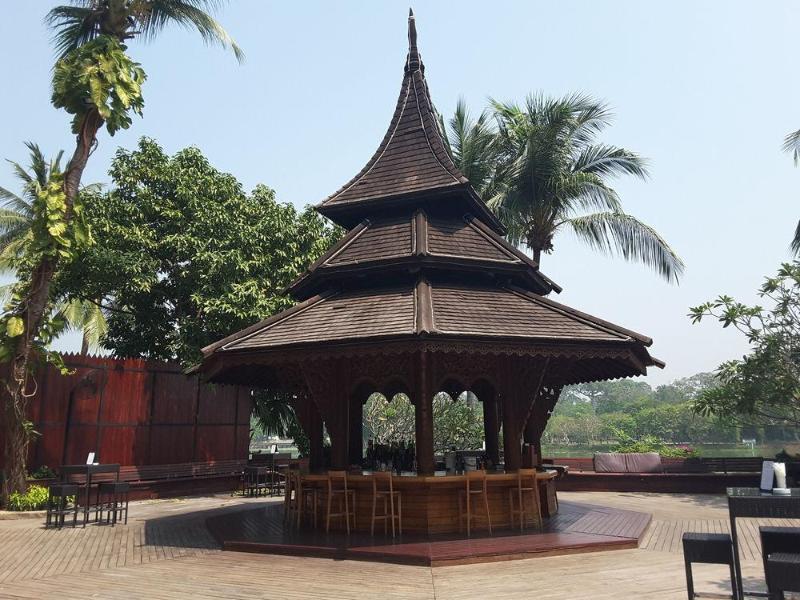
[
  {"left": 60, "top": 138, "right": 340, "bottom": 365},
  {"left": 0, "top": 144, "right": 107, "bottom": 355},
  {"left": 1, "top": 0, "right": 241, "bottom": 502},
  {"left": 484, "top": 93, "right": 683, "bottom": 282},
  {"left": 690, "top": 262, "right": 800, "bottom": 427}
]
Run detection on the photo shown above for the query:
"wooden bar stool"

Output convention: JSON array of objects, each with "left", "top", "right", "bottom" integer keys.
[
  {"left": 508, "top": 468, "right": 542, "bottom": 531},
  {"left": 284, "top": 465, "right": 300, "bottom": 525},
  {"left": 325, "top": 470, "right": 356, "bottom": 534},
  {"left": 97, "top": 481, "right": 129, "bottom": 526},
  {"left": 458, "top": 469, "right": 492, "bottom": 536},
  {"left": 369, "top": 471, "right": 402, "bottom": 537},
  {"left": 295, "top": 473, "right": 319, "bottom": 529}
]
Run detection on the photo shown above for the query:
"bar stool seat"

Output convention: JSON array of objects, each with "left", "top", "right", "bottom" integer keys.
[
  {"left": 508, "top": 468, "right": 542, "bottom": 531},
  {"left": 369, "top": 472, "right": 402, "bottom": 537},
  {"left": 682, "top": 532, "right": 737, "bottom": 599},
  {"left": 765, "top": 553, "right": 800, "bottom": 599},
  {"left": 458, "top": 469, "right": 492, "bottom": 536},
  {"left": 97, "top": 481, "right": 130, "bottom": 526},
  {"left": 325, "top": 471, "right": 356, "bottom": 534},
  {"left": 46, "top": 483, "right": 79, "bottom": 529}
]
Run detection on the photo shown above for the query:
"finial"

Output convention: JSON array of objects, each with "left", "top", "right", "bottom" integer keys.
[{"left": 406, "top": 8, "right": 421, "bottom": 73}]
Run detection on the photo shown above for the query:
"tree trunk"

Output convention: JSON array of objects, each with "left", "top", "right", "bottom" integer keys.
[
  {"left": 1, "top": 110, "right": 103, "bottom": 504},
  {"left": 80, "top": 330, "right": 90, "bottom": 356},
  {"left": 532, "top": 247, "right": 542, "bottom": 266}
]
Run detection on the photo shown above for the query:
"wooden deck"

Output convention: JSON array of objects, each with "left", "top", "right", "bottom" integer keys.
[
  {"left": 207, "top": 499, "right": 652, "bottom": 566},
  {"left": 1, "top": 492, "right": 797, "bottom": 599}
]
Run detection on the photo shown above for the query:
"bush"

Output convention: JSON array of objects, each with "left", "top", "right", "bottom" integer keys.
[
  {"left": 6, "top": 484, "right": 50, "bottom": 511},
  {"left": 29, "top": 465, "right": 56, "bottom": 480},
  {"left": 613, "top": 431, "right": 699, "bottom": 458}
]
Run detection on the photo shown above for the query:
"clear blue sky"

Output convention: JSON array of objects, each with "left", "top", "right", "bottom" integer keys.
[{"left": 1, "top": 1, "right": 798, "bottom": 387}]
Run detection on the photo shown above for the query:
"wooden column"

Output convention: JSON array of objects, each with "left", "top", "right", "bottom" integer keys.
[
  {"left": 523, "top": 416, "right": 538, "bottom": 467},
  {"left": 348, "top": 394, "right": 363, "bottom": 466},
  {"left": 414, "top": 351, "right": 435, "bottom": 475},
  {"left": 482, "top": 392, "right": 500, "bottom": 467},
  {"left": 302, "top": 359, "right": 349, "bottom": 470},
  {"left": 501, "top": 388, "right": 522, "bottom": 473},
  {"left": 308, "top": 403, "right": 324, "bottom": 472}
]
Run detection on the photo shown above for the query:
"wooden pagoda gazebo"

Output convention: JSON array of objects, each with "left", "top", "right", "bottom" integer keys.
[{"left": 198, "top": 11, "right": 662, "bottom": 486}]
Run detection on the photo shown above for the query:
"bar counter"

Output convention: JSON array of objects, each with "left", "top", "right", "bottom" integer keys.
[{"left": 298, "top": 471, "right": 558, "bottom": 535}]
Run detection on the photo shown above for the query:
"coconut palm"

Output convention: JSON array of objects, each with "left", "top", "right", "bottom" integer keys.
[
  {"left": 0, "top": 144, "right": 107, "bottom": 354},
  {"left": 440, "top": 98, "right": 501, "bottom": 202},
  {"left": 46, "top": 0, "right": 243, "bottom": 61},
  {"left": 487, "top": 93, "right": 684, "bottom": 283},
  {"left": 781, "top": 129, "right": 800, "bottom": 255}
]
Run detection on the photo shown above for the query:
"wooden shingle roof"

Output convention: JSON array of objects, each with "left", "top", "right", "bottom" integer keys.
[
  {"left": 206, "top": 279, "right": 657, "bottom": 361},
  {"left": 316, "top": 11, "right": 504, "bottom": 234}
]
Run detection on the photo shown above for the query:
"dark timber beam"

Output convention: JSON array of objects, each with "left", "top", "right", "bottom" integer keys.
[{"left": 414, "top": 351, "right": 435, "bottom": 475}]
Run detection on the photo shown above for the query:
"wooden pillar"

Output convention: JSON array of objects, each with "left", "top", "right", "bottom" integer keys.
[
  {"left": 482, "top": 392, "right": 500, "bottom": 467},
  {"left": 523, "top": 416, "right": 538, "bottom": 467},
  {"left": 302, "top": 359, "right": 349, "bottom": 471},
  {"left": 348, "top": 394, "right": 363, "bottom": 466},
  {"left": 308, "top": 403, "right": 324, "bottom": 472},
  {"left": 414, "top": 351, "right": 435, "bottom": 475},
  {"left": 502, "top": 388, "right": 522, "bottom": 473}
]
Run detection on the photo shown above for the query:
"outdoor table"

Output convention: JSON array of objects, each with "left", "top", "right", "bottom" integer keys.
[
  {"left": 726, "top": 487, "right": 800, "bottom": 599},
  {"left": 60, "top": 464, "right": 120, "bottom": 526}
]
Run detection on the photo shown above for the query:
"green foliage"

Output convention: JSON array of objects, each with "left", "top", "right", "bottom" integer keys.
[
  {"left": 6, "top": 484, "right": 49, "bottom": 511},
  {"left": 613, "top": 432, "right": 698, "bottom": 458},
  {"left": 59, "top": 137, "right": 341, "bottom": 364},
  {"left": 363, "top": 392, "right": 485, "bottom": 455},
  {"left": 52, "top": 35, "right": 146, "bottom": 136},
  {"left": 29, "top": 465, "right": 57, "bottom": 480},
  {"left": 690, "top": 262, "right": 800, "bottom": 427},
  {"left": 544, "top": 374, "right": 741, "bottom": 449}
]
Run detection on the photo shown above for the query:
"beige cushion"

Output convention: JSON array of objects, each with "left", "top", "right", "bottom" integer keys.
[
  {"left": 593, "top": 453, "right": 628, "bottom": 473},
  {"left": 624, "top": 452, "right": 663, "bottom": 473}
]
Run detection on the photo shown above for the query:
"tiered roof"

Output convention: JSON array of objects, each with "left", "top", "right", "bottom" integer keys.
[{"left": 200, "top": 11, "right": 662, "bottom": 378}]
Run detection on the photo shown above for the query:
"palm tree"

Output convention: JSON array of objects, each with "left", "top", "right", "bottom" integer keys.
[
  {"left": 781, "top": 129, "right": 800, "bottom": 254},
  {"left": 484, "top": 93, "right": 683, "bottom": 283},
  {"left": 440, "top": 99, "right": 500, "bottom": 202},
  {"left": 0, "top": 144, "right": 107, "bottom": 354}
]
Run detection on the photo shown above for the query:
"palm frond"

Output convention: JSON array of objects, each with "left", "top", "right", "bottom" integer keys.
[
  {"left": 56, "top": 298, "right": 109, "bottom": 351},
  {"left": 791, "top": 220, "right": 800, "bottom": 256},
  {"left": 566, "top": 211, "right": 684, "bottom": 283},
  {"left": 45, "top": 3, "right": 100, "bottom": 58},
  {"left": 252, "top": 389, "right": 297, "bottom": 438},
  {"left": 0, "top": 187, "right": 33, "bottom": 217},
  {"left": 573, "top": 144, "right": 649, "bottom": 180},
  {"left": 138, "top": 0, "right": 244, "bottom": 62},
  {"left": 783, "top": 128, "right": 800, "bottom": 166}
]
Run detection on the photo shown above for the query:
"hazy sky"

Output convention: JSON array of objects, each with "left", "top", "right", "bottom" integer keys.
[{"left": 1, "top": 1, "right": 798, "bottom": 387}]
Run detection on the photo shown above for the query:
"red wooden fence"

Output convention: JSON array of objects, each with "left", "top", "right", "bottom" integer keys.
[{"left": 0, "top": 354, "right": 251, "bottom": 470}]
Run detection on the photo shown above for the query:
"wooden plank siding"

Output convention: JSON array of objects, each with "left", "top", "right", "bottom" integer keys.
[{"left": 0, "top": 354, "right": 252, "bottom": 471}]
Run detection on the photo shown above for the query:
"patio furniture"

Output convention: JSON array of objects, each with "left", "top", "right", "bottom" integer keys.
[
  {"left": 764, "top": 553, "right": 800, "bottom": 599},
  {"left": 60, "top": 463, "right": 120, "bottom": 526},
  {"left": 727, "top": 488, "right": 800, "bottom": 599},
  {"left": 458, "top": 469, "right": 492, "bottom": 536},
  {"left": 243, "top": 466, "right": 269, "bottom": 497},
  {"left": 45, "top": 483, "right": 79, "bottom": 529},
  {"left": 682, "top": 531, "right": 737, "bottom": 599},
  {"left": 369, "top": 471, "right": 402, "bottom": 537},
  {"left": 759, "top": 526, "right": 800, "bottom": 595},
  {"left": 284, "top": 465, "right": 300, "bottom": 524},
  {"left": 97, "top": 481, "right": 130, "bottom": 525},
  {"left": 295, "top": 470, "right": 319, "bottom": 529},
  {"left": 508, "top": 468, "right": 542, "bottom": 531},
  {"left": 325, "top": 470, "right": 356, "bottom": 534}
]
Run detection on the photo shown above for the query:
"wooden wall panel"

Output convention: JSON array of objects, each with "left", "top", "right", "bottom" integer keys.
[
  {"left": 152, "top": 372, "right": 197, "bottom": 425},
  {"left": 195, "top": 426, "right": 235, "bottom": 461},
  {"left": 102, "top": 367, "right": 149, "bottom": 424},
  {"left": 149, "top": 426, "right": 195, "bottom": 464},
  {"left": 0, "top": 354, "right": 251, "bottom": 471},
  {"left": 198, "top": 385, "right": 236, "bottom": 424}
]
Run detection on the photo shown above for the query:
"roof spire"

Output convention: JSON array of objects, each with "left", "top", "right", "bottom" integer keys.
[{"left": 406, "top": 8, "right": 422, "bottom": 73}]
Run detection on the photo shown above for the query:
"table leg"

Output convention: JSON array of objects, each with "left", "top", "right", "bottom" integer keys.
[
  {"left": 83, "top": 473, "right": 92, "bottom": 527},
  {"left": 730, "top": 512, "right": 743, "bottom": 600}
]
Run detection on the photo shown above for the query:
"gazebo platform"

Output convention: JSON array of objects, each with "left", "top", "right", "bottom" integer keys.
[{"left": 206, "top": 500, "right": 651, "bottom": 566}]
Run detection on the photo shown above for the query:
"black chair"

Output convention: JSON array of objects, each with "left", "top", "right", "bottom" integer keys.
[
  {"left": 45, "top": 483, "right": 79, "bottom": 529},
  {"left": 96, "top": 481, "right": 130, "bottom": 525},
  {"left": 682, "top": 532, "right": 737, "bottom": 599},
  {"left": 760, "top": 527, "right": 800, "bottom": 593},
  {"left": 765, "top": 553, "right": 800, "bottom": 599}
]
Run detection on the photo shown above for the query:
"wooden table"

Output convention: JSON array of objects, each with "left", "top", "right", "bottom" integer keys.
[
  {"left": 726, "top": 487, "right": 800, "bottom": 599},
  {"left": 297, "top": 470, "right": 558, "bottom": 534},
  {"left": 60, "top": 464, "right": 120, "bottom": 526}
]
